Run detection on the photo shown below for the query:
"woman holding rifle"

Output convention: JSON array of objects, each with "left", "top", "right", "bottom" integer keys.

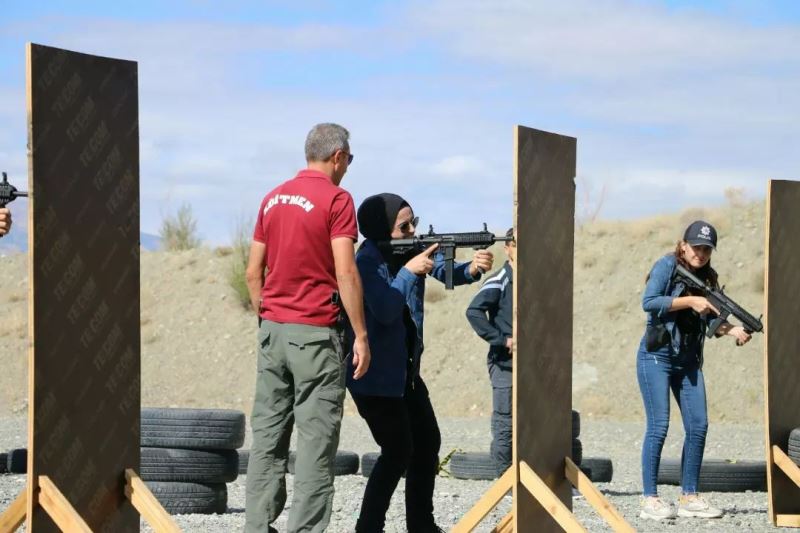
[
  {"left": 346, "top": 193, "right": 493, "bottom": 533},
  {"left": 637, "top": 220, "right": 752, "bottom": 521}
]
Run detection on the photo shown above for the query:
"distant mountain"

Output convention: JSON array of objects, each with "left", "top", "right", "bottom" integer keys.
[
  {"left": 0, "top": 230, "right": 161, "bottom": 253},
  {"left": 140, "top": 232, "right": 161, "bottom": 251}
]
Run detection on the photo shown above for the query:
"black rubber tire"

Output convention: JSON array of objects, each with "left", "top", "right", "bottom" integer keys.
[
  {"left": 288, "top": 450, "right": 359, "bottom": 476},
  {"left": 572, "top": 410, "right": 580, "bottom": 439},
  {"left": 450, "top": 452, "right": 498, "bottom": 480},
  {"left": 140, "top": 447, "right": 239, "bottom": 483},
  {"left": 360, "top": 452, "right": 407, "bottom": 478},
  {"left": 580, "top": 465, "right": 592, "bottom": 479},
  {"left": 657, "top": 458, "right": 766, "bottom": 492},
  {"left": 7, "top": 448, "right": 26, "bottom": 474},
  {"left": 361, "top": 452, "right": 379, "bottom": 478},
  {"left": 141, "top": 408, "right": 245, "bottom": 450},
  {"left": 581, "top": 457, "right": 613, "bottom": 483},
  {"left": 0, "top": 452, "right": 7, "bottom": 474},
  {"left": 788, "top": 428, "right": 800, "bottom": 464},
  {"left": 238, "top": 449, "right": 360, "bottom": 476},
  {"left": 572, "top": 439, "right": 582, "bottom": 466},
  {"left": 146, "top": 481, "right": 227, "bottom": 515},
  {"left": 238, "top": 449, "right": 250, "bottom": 474}
]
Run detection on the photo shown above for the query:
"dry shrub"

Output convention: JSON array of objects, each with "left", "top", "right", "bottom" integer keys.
[
  {"left": 579, "top": 254, "right": 597, "bottom": 269},
  {"left": 160, "top": 204, "right": 201, "bottom": 251},
  {"left": 229, "top": 218, "right": 253, "bottom": 309},
  {"left": 752, "top": 266, "right": 765, "bottom": 293},
  {"left": 724, "top": 187, "right": 747, "bottom": 207},
  {"left": 679, "top": 207, "right": 709, "bottom": 227},
  {"left": 214, "top": 246, "right": 233, "bottom": 257},
  {"left": 7, "top": 293, "right": 24, "bottom": 303}
]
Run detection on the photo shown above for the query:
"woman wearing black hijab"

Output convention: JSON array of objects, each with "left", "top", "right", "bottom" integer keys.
[{"left": 347, "top": 193, "right": 493, "bottom": 533}]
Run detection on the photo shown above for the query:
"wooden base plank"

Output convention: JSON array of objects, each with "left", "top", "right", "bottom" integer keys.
[
  {"left": 774, "top": 446, "right": 800, "bottom": 489},
  {"left": 565, "top": 457, "right": 633, "bottom": 533},
  {"left": 519, "top": 461, "right": 585, "bottom": 533},
  {"left": 125, "top": 469, "right": 181, "bottom": 532},
  {"left": 452, "top": 467, "right": 514, "bottom": 533},
  {"left": 38, "top": 476, "right": 91, "bottom": 532},
  {"left": 493, "top": 511, "right": 514, "bottom": 533},
  {"left": 0, "top": 490, "right": 26, "bottom": 533},
  {"left": 777, "top": 515, "right": 800, "bottom": 527}
]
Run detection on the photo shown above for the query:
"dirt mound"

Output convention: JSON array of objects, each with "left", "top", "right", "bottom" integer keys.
[{"left": 0, "top": 200, "right": 766, "bottom": 422}]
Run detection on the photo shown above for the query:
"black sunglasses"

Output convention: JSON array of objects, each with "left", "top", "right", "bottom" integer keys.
[
  {"left": 343, "top": 151, "right": 354, "bottom": 164},
  {"left": 397, "top": 216, "right": 419, "bottom": 232}
]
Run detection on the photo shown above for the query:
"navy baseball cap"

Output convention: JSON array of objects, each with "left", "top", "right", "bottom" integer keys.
[{"left": 683, "top": 220, "right": 717, "bottom": 249}]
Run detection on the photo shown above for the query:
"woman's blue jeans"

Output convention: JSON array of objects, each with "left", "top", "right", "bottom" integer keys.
[{"left": 637, "top": 347, "right": 708, "bottom": 496}]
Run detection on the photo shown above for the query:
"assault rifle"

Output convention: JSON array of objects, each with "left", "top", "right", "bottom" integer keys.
[
  {"left": 673, "top": 263, "right": 763, "bottom": 340},
  {"left": 1, "top": 172, "right": 27, "bottom": 207},
  {"left": 382, "top": 223, "right": 513, "bottom": 290},
  {"left": 0, "top": 172, "right": 27, "bottom": 238}
]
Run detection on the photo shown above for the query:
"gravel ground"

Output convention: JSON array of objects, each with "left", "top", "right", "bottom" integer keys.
[{"left": 0, "top": 415, "right": 775, "bottom": 532}]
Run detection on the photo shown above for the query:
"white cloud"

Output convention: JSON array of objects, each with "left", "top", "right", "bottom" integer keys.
[
  {"left": 1, "top": 4, "right": 798, "bottom": 244},
  {"left": 431, "top": 155, "right": 487, "bottom": 177}
]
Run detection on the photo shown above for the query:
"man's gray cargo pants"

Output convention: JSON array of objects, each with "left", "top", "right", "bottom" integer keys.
[{"left": 245, "top": 319, "right": 346, "bottom": 533}]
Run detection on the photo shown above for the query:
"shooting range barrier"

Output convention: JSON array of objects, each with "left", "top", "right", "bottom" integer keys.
[
  {"left": 453, "top": 126, "right": 633, "bottom": 532},
  {"left": 0, "top": 43, "right": 178, "bottom": 532},
  {"left": 764, "top": 179, "right": 800, "bottom": 528}
]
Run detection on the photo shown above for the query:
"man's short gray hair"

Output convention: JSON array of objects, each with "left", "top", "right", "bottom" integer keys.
[{"left": 305, "top": 123, "right": 350, "bottom": 162}]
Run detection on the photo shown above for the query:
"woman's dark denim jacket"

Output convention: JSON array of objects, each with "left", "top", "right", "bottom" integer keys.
[
  {"left": 641, "top": 254, "right": 714, "bottom": 365},
  {"left": 345, "top": 239, "right": 477, "bottom": 397}
]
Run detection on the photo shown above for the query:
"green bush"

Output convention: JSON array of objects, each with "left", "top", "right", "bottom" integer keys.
[
  {"left": 229, "top": 219, "right": 253, "bottom": 310},
  {"left": 160, "top": 203, "right": 200, "bottom": 251}
]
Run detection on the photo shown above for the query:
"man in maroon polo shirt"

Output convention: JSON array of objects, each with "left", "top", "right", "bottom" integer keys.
[{"left": 244, "top": 123, "right": 370, "bottom": 533}]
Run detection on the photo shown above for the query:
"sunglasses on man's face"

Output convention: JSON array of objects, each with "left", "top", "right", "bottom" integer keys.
[
  {"left": 342, "top": 151, "right": 354, "bottom": 164},
  {"left": 397, "top": 216, "right": 419, "bottom": 233}
]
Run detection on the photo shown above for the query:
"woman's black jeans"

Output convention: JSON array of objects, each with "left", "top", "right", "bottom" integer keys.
[{"left": 351, "top": 376, "right": 442, "bottom": 533}]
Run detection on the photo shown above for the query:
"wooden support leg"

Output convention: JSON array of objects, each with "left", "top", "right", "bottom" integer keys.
[
  {"left": 38, "top": 476, "right": 92, "bottom": 532},
  {"left": 518, "top": 461, "right": 586, "bottom": 533},
  {"left": 492, "top": 511, "right": 514, "bottom": 533},
  {"left": 0, "top": 490, "right": 27, "bottom": 533},
  {"left": 565, "top": 457, "right": 633, "bottom": 533},
  {"left": 125, "top": 469, "right": 181, "bottom": 532},
  {"left": 773, "top": 446, "right": 800, "bottom": 488},
  {"left": 452, "top": 467, "right": 514, "bottom": 533},
  {"left": 776, "top": 515, "right": 800, "bottom": 528},
  {"left": 771, "top": 446, "right": 800, "bottom": 528}
]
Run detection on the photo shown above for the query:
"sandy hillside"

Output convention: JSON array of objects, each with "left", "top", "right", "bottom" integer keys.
[{"left": 0, "top": 200, "right": 767, "bottom": 422}]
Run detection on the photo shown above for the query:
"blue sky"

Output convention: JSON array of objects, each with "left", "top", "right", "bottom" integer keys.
[{"left": 1, "top": 0, "right": 799, "bottom": 244}]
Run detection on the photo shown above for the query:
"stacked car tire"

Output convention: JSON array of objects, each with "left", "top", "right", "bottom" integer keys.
[
  {"left": 140, "top": 408, "right": 245, "bottom": 515},
  {"left": 428, "top": 410, "right": 614, "bottom": 482},
  {"left": 237, "top": 449, "right": 360, "bottom": 476},
  {"left": 789, "top": 428, "right": 800, "bottom": 466}
]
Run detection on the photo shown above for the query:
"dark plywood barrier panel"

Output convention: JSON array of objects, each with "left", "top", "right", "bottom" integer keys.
[
  {"left": 764, "top": 179, "right": 800, "bottom": 522},
  {"left": 26, "top": 43, "right": 140, "bottom": 532},
  {"left": 513, "top": 125, "right": 576, "bottom": 531}
]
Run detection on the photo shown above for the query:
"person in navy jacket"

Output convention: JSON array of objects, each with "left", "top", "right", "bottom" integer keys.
[
  {"left": 465, "top": 227, "right": 515, "bottom": 477},
  {"left": 346, "top": 193, "right": 493, "bottom": 533}
]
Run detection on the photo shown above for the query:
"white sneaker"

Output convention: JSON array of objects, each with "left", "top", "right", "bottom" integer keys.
[
  {"left": 678, "top": 494, "right": 723, "bottom": 518},
  {"left": 639, "top": 497, "right": 676, "bottom": 520}
]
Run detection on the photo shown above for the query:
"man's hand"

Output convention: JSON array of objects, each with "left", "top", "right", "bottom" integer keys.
[
  {"left": 505, "top": 337, "right": 514, "bottom": 356},
  {"left": 0, "top": 208, "right": 12, "bottom": 236},
  {"left": 469, "top": 249, "right": 494, "bottom": 277},
  {"left": 351, "top": 334, "right": 371, "bottom": 379},
  {"left": 404, "top": 243, "right": 438, "bottom": 276}
]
